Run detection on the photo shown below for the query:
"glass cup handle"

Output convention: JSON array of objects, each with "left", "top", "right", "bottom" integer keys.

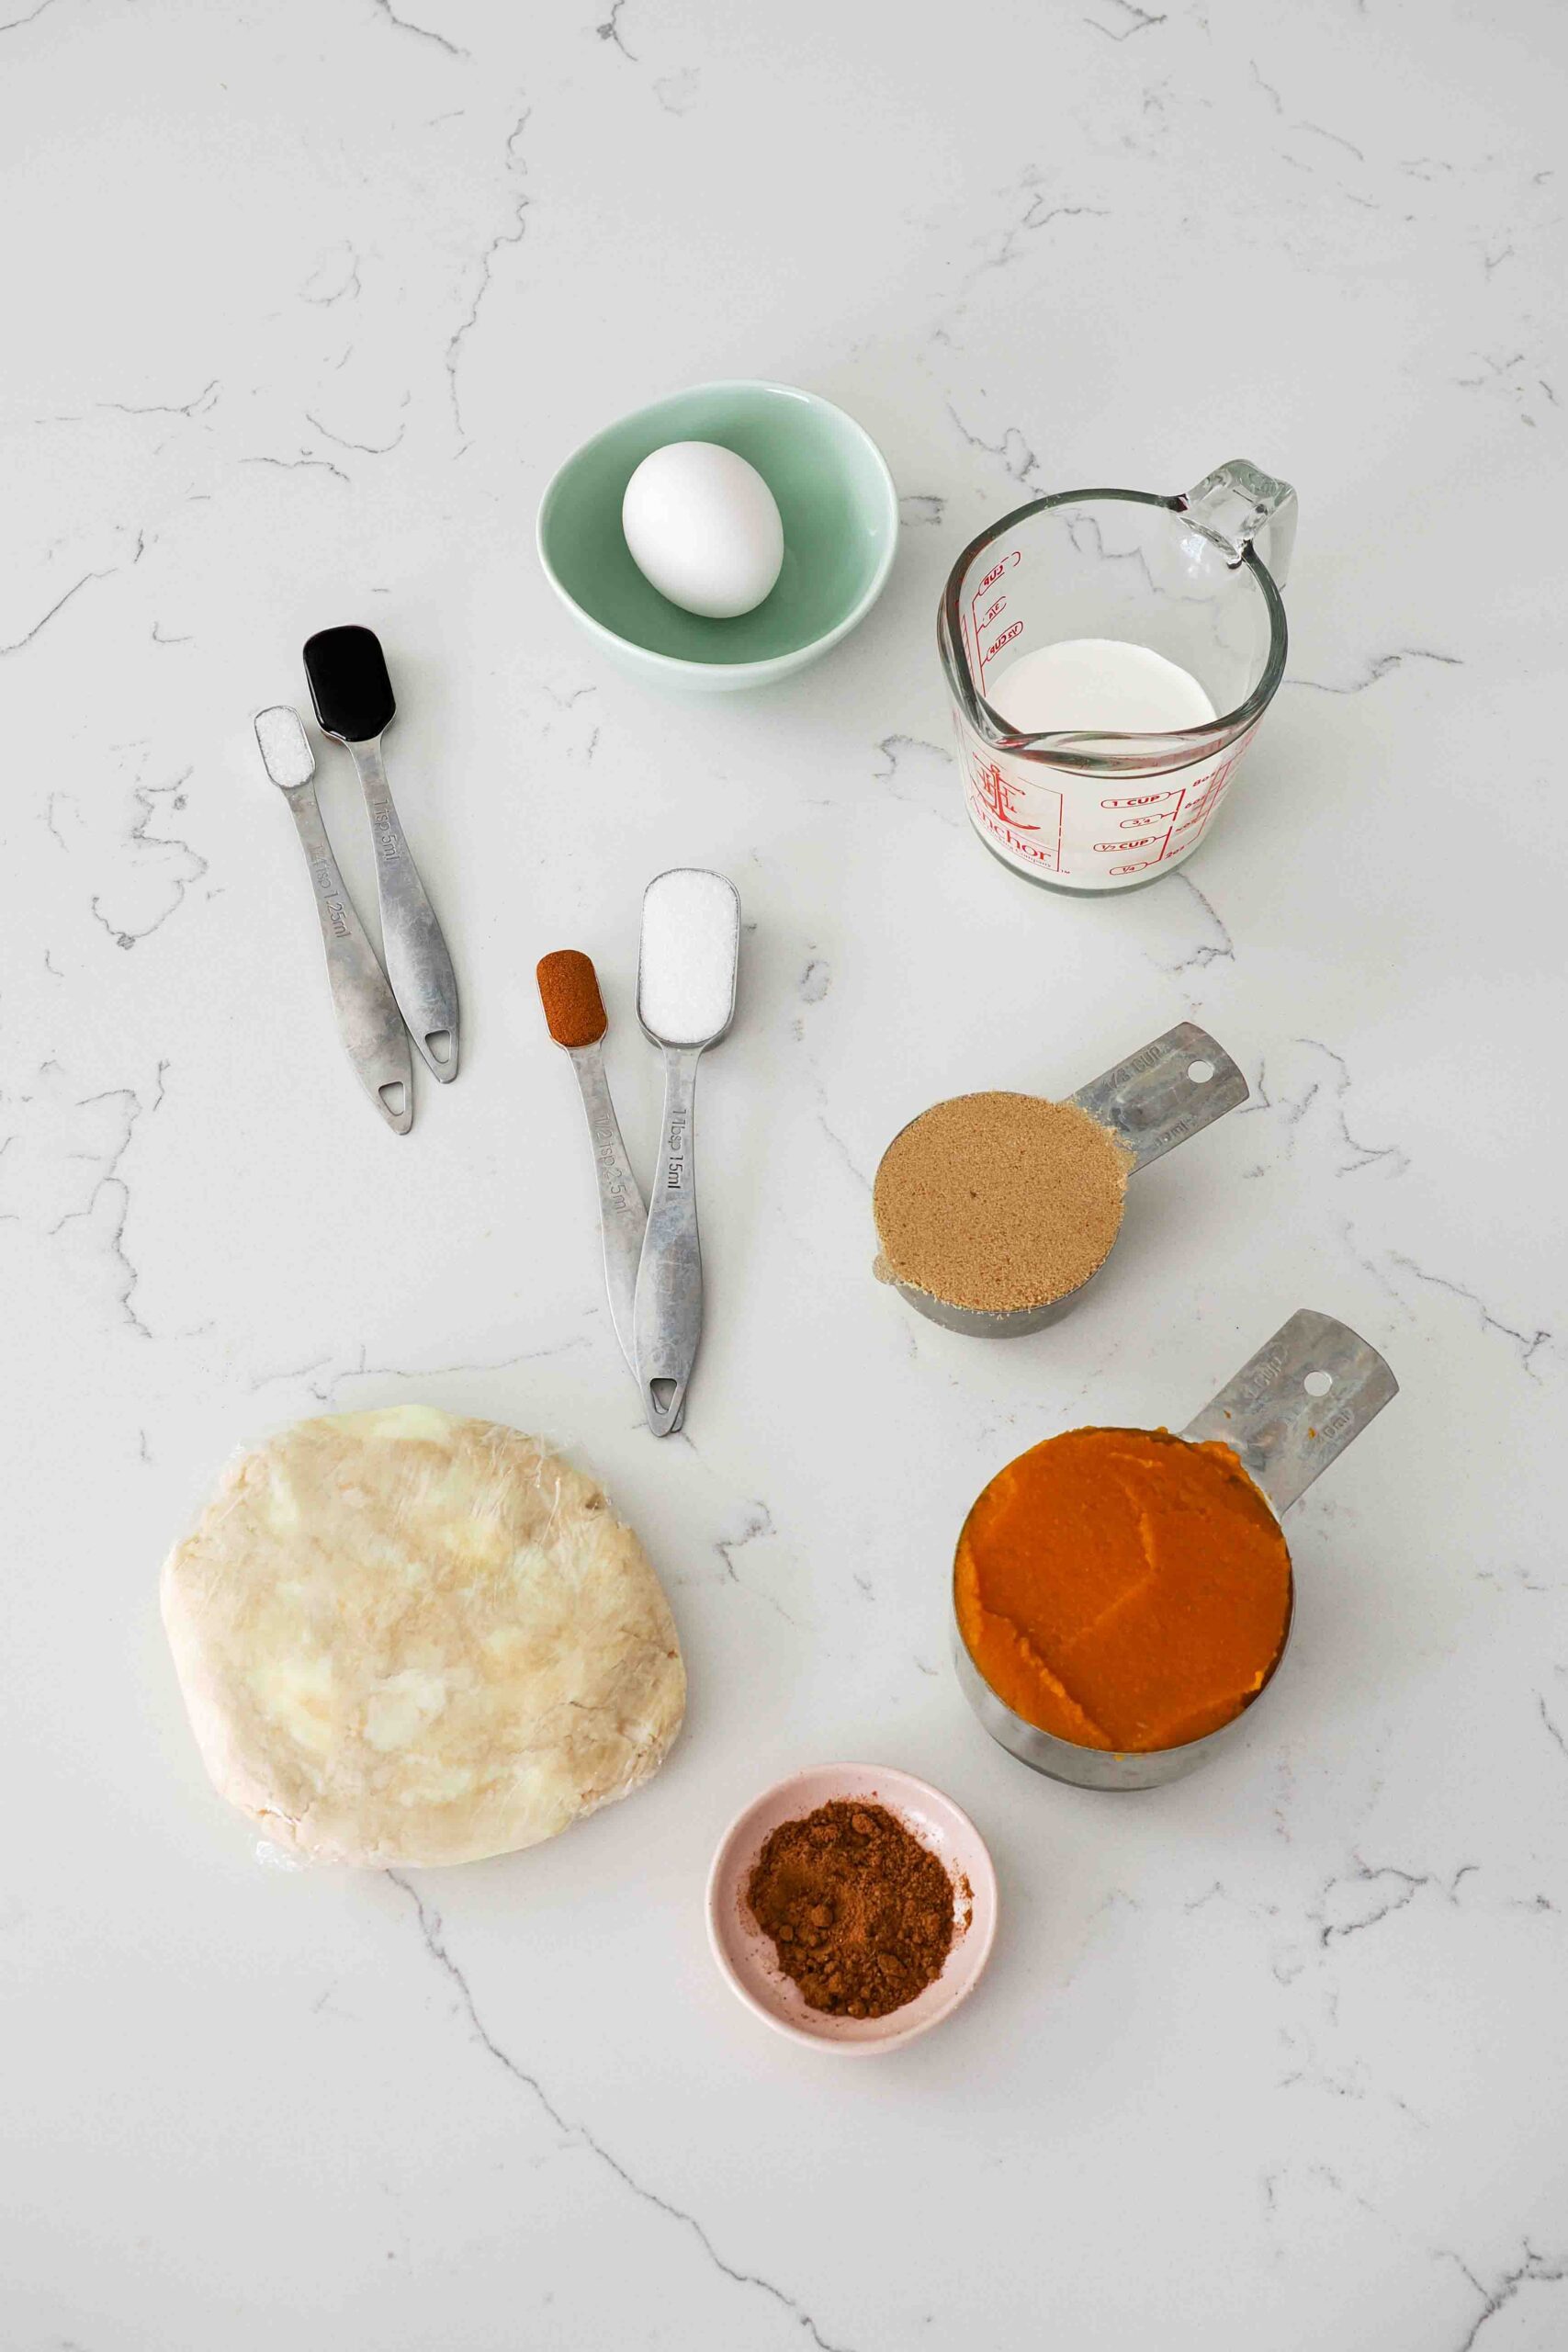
[{"left": 1178, "top": 459, "right": 1297, "bottom": 591}]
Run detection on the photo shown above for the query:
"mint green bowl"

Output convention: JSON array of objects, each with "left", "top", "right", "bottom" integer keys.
[{"left": 536, "top": 380, "right": 897, "bottom": 693}]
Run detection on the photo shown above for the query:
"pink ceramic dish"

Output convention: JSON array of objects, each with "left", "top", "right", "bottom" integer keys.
[{"left": 705, "top": 1763, "right": 999, "bottom": 2053}]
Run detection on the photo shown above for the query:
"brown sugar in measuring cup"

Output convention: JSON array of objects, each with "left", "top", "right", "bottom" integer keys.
[
  {"left": 952, "top": 1310, "right": 1400, "bottom": 1790},
  {"left": 874, "top": 1092, "right": 1132, "bottom": 1315},
  {"left": 873, "top": 1023, "right": 1248, "bottom": 1337}
]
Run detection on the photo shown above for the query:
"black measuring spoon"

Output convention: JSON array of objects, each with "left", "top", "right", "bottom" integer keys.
[{"left": 303, "top": 625, "right": 460, "bottom": 1082}]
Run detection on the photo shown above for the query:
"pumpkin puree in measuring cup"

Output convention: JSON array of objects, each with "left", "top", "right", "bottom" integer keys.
[{"left": 955, "top": 1428, "right": 1292, "bottom": 1752}]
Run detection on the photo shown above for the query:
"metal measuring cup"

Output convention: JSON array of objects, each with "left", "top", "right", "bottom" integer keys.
[
  {"left": 874, "top": 1023, "right": 1248, "bottom": 1337},
  {"left": 952, "top": 1309, "right": 1399, "bottom": 1790}
]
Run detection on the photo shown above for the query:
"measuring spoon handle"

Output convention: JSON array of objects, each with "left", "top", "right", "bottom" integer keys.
[
  {"left": 346, "top": 736, "right": 460, "bottom": 1082},
  {"left": 1181, "top": 1308, "right": 1398, "bottom": 1516},
  {"left": 632, "top": 1046, "right": 703, "bottom": 1438},
  {"left": 1070, "top": 1022, "right": 1247, "bottom": 1171},
  {"left": 567, "top": 1037, "right": 648, "bottom": 1385},
  {"left": 284, "top": 783, "right": 413, "bottom": 1134}
]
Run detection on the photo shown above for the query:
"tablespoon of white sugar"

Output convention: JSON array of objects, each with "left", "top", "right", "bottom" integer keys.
[{"left": 631, "top": 869, "right": 741, "bottom": 1437}]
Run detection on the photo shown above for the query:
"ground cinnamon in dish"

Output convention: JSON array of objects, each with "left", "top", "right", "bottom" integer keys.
[
  {"left": 955, "top": 1426, "right": 1292, "bottom": 1752},
  {"left": 746, "top": 1801, "right": 957, "bottom": 2018},
  {"left": 874, "top": 1092, "right": 1133, "bottom": 1313}
]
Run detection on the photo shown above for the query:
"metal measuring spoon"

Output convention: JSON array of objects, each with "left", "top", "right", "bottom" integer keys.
[
  {"left": 253, "top": 706, "right": 413, "bottom": 1135},
  {"left": 302, "top": 625, "right": 460, "bottom": 1082},
  {"left": 536, "top": 950, "right": 649, "bottom": 1390},
  {"left": 630, "top": 869, "right": 741, "bottom": 1438},
  {"left": 876, "top": 1022, "right": 1248, "bottom": 1336},
  {"left": 953, "top": 1308, "right": 1399, "bottom": 1790}
]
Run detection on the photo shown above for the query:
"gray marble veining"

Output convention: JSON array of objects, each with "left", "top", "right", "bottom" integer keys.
[{"left": 1, "top": 2, "right": 1563, "bottom": 2346}]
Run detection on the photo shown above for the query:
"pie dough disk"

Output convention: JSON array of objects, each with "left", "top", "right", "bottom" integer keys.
[{"left": 161, "top": 1407, "right": 686, "bottom": 1867}]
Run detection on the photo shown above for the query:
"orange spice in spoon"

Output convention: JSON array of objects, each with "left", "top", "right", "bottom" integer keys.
[{"left": 536, "top": 948, "right": 608, "bottom": 1047}]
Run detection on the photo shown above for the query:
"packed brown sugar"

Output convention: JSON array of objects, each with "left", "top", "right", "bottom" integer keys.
[
  {"left": 954, "top": 1427, "right": 1292, "bottom": 1752},
  {"left": 873, "top": 1092, "right": 1134, "bottom": 1314}
]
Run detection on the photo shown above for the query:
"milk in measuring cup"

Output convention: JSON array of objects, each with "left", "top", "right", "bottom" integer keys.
[
  {"left": 939, "top": 462, "right": 1296, "bottom": 892},
  {"left": 988, "top": 639, "right": 1217, "bottom": 735}
]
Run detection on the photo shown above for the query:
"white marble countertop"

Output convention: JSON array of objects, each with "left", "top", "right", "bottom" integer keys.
[{"left": 4, "top": 2, "right": 1564, "bottom": 2345}]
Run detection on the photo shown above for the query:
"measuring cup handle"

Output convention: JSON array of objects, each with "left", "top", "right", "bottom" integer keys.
[
  {"left": 1179, "top": 460, "right": 1297, "bottom": 591},
  {"left": 1069, "top": 1023, "right": 1247, "bottom": 1173},
  {"left": 1181, "top": 1309, "right": 1398, "bottom": 1516}
]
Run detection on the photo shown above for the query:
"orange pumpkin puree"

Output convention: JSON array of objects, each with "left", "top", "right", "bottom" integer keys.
[{"left": 954, "top": 1426, "right": 1292, "bottom": 1752}]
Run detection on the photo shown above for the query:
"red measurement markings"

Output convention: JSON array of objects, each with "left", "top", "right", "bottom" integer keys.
[
  {"left": 1096, "top": 729, "right": 1260, "bottom": 874},
  {"left": 1155, "top": 732, "right": 1256, "bottom": 862},
  {"left": 1156, "top": 784, "right": 1188, "bottom": 863},
  {"left": 969, "top": 548, "right": 1021, "bottom": 689},
  {"left": 1095, "top": 784, "right": 1177, "bottom": 854}
]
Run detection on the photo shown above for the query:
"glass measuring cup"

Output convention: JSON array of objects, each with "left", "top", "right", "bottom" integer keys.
[
  {"left": 952, "top": 1311, "right": 1398, "bottom": 1789},
  {"left": 874, "top": 1023, "right": 1248, "bottom": 1336},
  {"left": 938, "top": 458, "right": 1296, "bottom": 894}
]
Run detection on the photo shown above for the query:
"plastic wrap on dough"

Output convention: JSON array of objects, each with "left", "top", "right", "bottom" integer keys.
[{"left": 161, "top": 1408, "right": 685, "bottom": 1868}]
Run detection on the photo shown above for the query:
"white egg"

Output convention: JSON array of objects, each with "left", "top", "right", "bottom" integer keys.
[{"left": 621, "top": 440, "right": 784, "bottom": 620}]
